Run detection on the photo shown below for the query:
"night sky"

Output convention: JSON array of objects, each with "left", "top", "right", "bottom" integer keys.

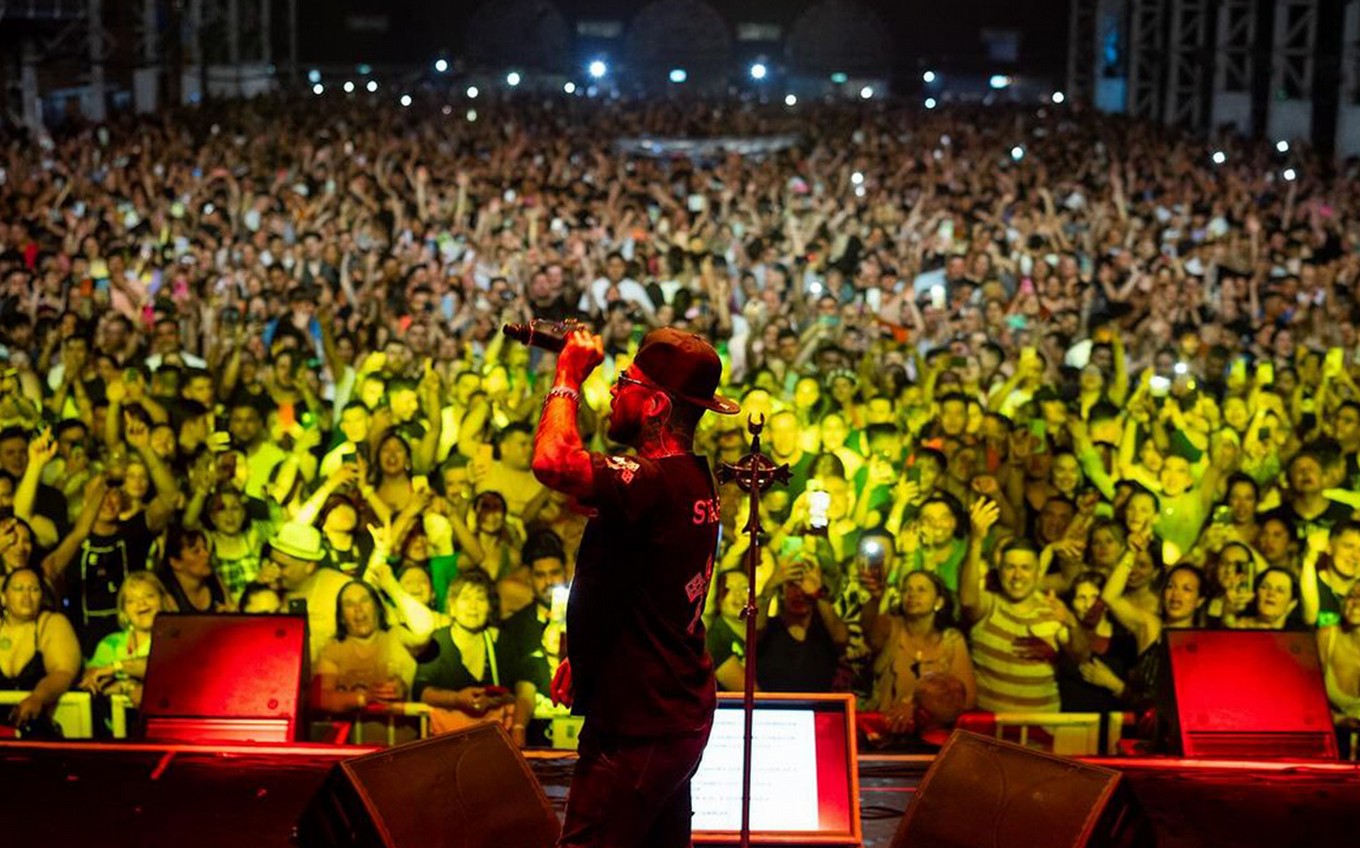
[{"left": 299, "top": 0, "right": 1071, "bottom": 82}]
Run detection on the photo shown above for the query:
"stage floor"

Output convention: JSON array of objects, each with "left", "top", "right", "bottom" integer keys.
[{"left": 1, "top": 742, "right": 1358, "bottom": 846}]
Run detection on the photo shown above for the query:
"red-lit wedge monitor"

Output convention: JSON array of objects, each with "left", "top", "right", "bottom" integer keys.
[{"left": 692, "top": 693, "right": 861, "bottom": 846}]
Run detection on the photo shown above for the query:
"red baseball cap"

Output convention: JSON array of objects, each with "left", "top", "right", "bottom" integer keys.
[{"left": 632, "top": 328, "right": 740, "bottom": 415}]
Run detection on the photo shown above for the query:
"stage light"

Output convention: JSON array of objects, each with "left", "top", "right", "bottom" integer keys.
[
  {"left": 434, "top": 59, "right": 449, "bottom": 74},
  {"left": 1276, "top": 139, "right": 1290, "bottom": 153},
  {"left": 564, "top": 81, "right": 576, "bottom": 94},
  {"left": 1052, "top": 91, "right": 1066, "bottom": 104},
  {"left": 989, "top": 74, "right": 1012, "bottom": 89},
  {"left": 750, "top": 63, "right": 768, "bottom": 81},
  {"left": 400, "top": 94, "right": 412, "bottom": 107},
  {"left": 860, "top": 86, "right": 874, "bottom": 99},
  {"left": 366, "top": 80, "right": 378, "bottom": 93},
  {"left": 588, "top": 60, "right": 608, "bottom": 80},
  {"left": 851, "top": 172, "right": 864, "bottom": 186},
  {"left": 1284, "top": 168, "right": 1298, "bottom": 182},
  {"left": 307, "top": 69, "right": 321, "bottom": 84},
  {"left": 784, "top": 94, "right": 797, "bottom": 106},
  {"left": 830, "top": 72, "right": 848, "bottom": 84},
  {"left": 922, "top": 70, "right": 936, "bottom": 83},
  {"left": 925, "top": 97, "right": 937, "bottom": 109},
  {"left": 855, "top": 186, "right": 866, "bottom": 198},
  {"left": 669, "top": 68, "right": 687, "bottom": 84},
  {"left": 1011, "top": 145, "right": 1025, "bottom": 162},
  {"left": 343, "top": 81, "right": 355, "bottom": 93},
  {"left": 357, "top": 64, "right": 372, "bottom": 75},
  {"left": 1211, "top": 150, "right": 1227, "bottom": 165},
  {"left": 467, "top": 109, "right": 477, "bottom": 122},
  {"left": 466, "top": 85, "right": 479, "bottom": 99},
  {"left": 506, "top": 72, "right": 521, "bottom": 87},
  {"left": 312, "top": 83, "right": 324, "bottom": 95}
]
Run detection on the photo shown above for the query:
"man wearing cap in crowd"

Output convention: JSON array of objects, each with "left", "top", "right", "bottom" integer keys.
[
  {"left": 532, "top": 327, "right": 740, "bottom": 848},
  {"left": 261, "top": 521, "right": 350, "bottom": 662}
]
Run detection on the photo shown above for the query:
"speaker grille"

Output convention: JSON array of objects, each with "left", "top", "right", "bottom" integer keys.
[
  {"left": 890, "top": 731, "right": 1152, "bottom": 848},
  {"left": 1184, "top": 731, "right": 1338, "bottom": 760},
  {"left": 299, "top": 723, "right": 560, "bottom": 848}
]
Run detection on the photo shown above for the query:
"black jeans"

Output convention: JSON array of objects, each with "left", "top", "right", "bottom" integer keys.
[{"left": 558, "top": 721, "right": 713, "bottom": 848}]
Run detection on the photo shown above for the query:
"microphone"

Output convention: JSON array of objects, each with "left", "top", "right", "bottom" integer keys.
[{"left": 502, "top": 320, "right": 583, "bottom": 353}]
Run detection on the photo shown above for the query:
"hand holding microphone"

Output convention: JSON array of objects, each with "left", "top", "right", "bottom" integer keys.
[
  {"left": 505, "top": 319, "right": 602, "bottom": 385},
  {"left": 557, "top": 330, "right": 605, "bottom": 385},
  {"left": 502, "top": 319, "right": 589, "bottom": 352}
]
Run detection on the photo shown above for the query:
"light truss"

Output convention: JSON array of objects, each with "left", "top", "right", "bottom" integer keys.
[
  {"left": 1068, "top": 0, "right": 1099, "bottom": 104},
  {"left": 1127, "top": 0, "right": 1166, "bottom": 118},
  {"left": 1272, "top": 0, "right": 1318, "bottom": 101},
  {"left": 1163, "top": 0, "right": 1211, "bottom": 128}
]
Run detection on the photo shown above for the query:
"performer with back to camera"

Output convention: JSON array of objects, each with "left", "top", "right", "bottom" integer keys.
[{"left": 529, "top": 324, "right": 740, "bottom": 848}]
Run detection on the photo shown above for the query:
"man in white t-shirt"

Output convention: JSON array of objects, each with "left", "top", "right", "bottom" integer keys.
[{"left": 579, "top": 251, "right": 655, "bottom": 320}]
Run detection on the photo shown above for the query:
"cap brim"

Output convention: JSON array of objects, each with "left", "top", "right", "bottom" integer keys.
[{"left": 687, "top": 394, "right": 742, "bottom": 415}]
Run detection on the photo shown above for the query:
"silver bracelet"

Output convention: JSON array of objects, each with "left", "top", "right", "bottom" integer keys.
[{"left": 543, "top": 386, "right": 581, "bottom": 407}]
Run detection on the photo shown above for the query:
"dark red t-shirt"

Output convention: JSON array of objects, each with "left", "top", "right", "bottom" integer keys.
[{"left": 567, "top": 451, "right": 720, "bottom": 736}]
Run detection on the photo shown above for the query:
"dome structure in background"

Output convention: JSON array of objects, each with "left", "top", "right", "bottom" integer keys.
[
  {"left": 625, "top": 0, "right": 734, "bottom": 88},
  {"left": 464, "top": 0, "right": 572, "bottom": 72},
  {"left": 786, "top": 0, "right": 893, "bottom": 77}
]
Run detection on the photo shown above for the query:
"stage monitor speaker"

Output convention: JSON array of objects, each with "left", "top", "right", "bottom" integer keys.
[
  {"left": 890, "top": 731, "right": 1154, "bottom": 848},
  {"left": 1159, "top": 629, "right": 1338, "bottom": 759},
  {"left": 141, "top": 613, "right": 308, "bottom": 743},
  {"left": 297, "top": 722, "right": 560, "bottom": 848}
]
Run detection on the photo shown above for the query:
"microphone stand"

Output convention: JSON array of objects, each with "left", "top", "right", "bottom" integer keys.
[{"left": 716, "top": 415, "right": 789, "bottom": 848}]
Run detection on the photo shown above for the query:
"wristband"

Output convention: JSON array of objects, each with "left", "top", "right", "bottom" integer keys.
[{"left": 543, "top": 386, "right": 581, "bottom": 407}]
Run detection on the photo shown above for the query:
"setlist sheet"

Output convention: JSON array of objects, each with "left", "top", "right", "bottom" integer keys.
[{"left": 691, "top": 708, "right": 821, "bottom": 831}]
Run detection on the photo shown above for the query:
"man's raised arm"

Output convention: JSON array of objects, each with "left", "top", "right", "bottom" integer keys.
[{"left": 531, "top": 331, "right": 602, "bottom": 500}]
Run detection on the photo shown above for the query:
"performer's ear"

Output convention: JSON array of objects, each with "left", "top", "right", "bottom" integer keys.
[{"left": 648, "top": 392, "right": 673, "bottom": 425}]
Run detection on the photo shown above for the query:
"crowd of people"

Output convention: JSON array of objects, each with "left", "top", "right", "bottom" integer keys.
[{"left": 1, "top": 90, "right": 1359, "bottom": 752}]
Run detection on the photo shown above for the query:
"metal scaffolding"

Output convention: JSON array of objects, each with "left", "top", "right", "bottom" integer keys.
[
  {"left": 193, "top": 0, "right": 274, "bottom": 97},
  {"left": 1267, "top": 0, "right": 1318, "bottom": 142},
  {"left": 1272, "top": 0, "right": 1317, "bottom": 100},
  {"left": 1211, "top": 0, "right": 1257, "bottom": 133},
  {"left": 85, "top": 0, "right": 106, "bottom": 122},
  {"left": 3, "top": 0, "right": 291, "bottom": 126},
  {"left": 1162, "top": 0, "right": 1211, "bottom": 129},
  {"left": 133, "top": 0, "right": 160, "bottom": 113},
  {"left": 1337, "top": 0, "right": 1360, "bottom": 155},
  {"left": 1068, "top": 0, "right": 1100, "bottom": 105},
  {"left": 1127, "top": 0, "right": 1166, "bottom": 119},
  {"left": 6, "top": 0, "right": 99, "bottom": 129}
]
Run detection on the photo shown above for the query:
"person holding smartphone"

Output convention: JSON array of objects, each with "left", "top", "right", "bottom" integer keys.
[
  {"left": 861, "top": 559, "right": 975, "bottom": 737},
  {"left": 754, "top": 544, "right": 850, "bottom": 693},
  {"left": 532, "top": 327, "right": 738, "bottom": 848}
]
